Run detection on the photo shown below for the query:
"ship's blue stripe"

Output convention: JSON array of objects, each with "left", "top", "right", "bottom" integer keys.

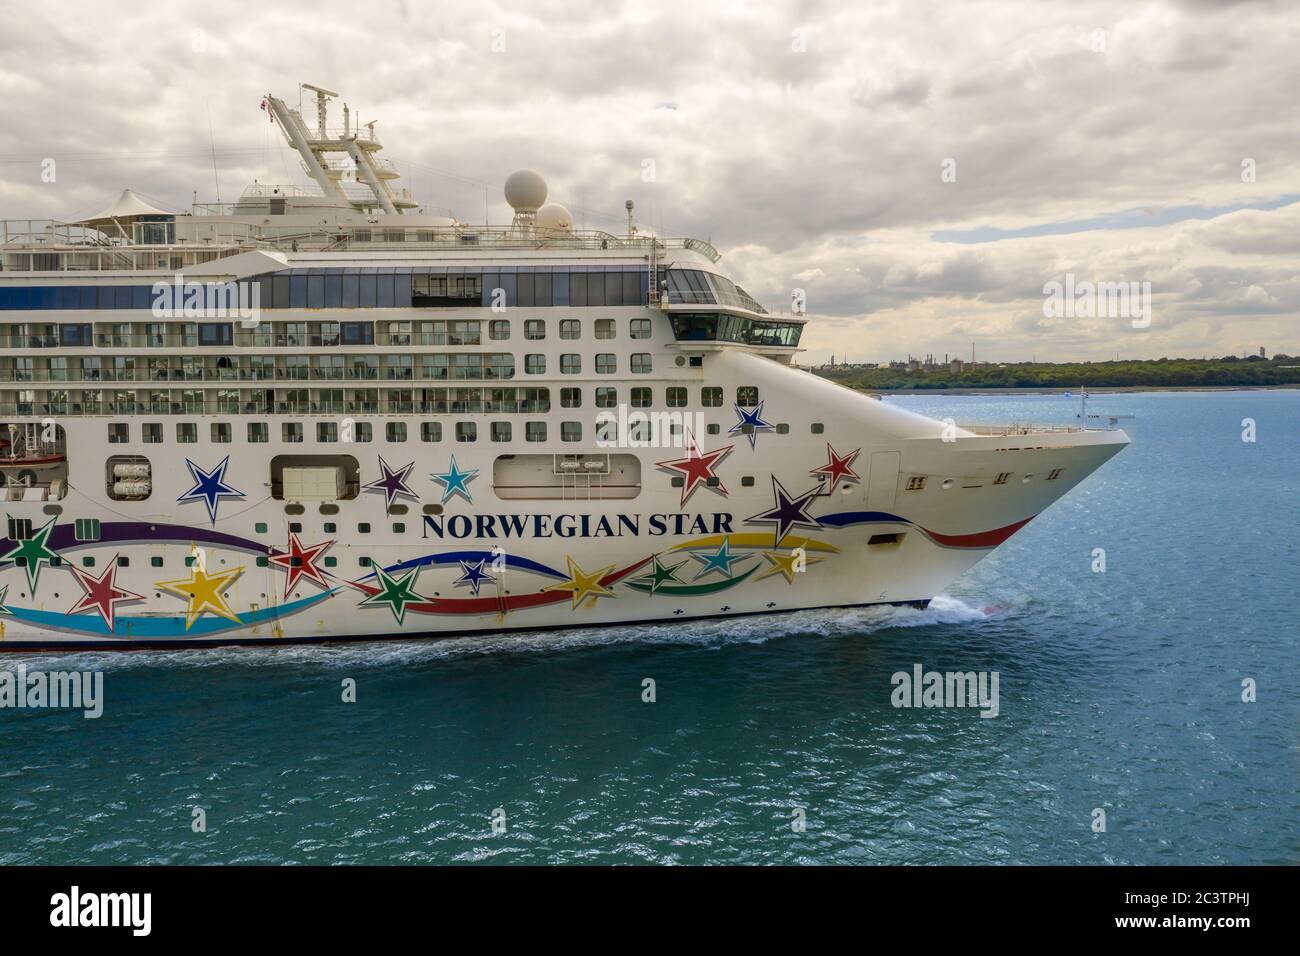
[
  {"left": 1, "top": 590, "right": 336, "bottom": 638},
  {"left": 815, "top": 511, "right": 910, "bottom": 528}
]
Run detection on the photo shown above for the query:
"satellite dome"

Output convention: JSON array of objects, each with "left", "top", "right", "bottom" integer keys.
[
  {"left": 504, "top": 169, "right": 547, "bottom": 213},
  {"left": 535, "top": 203, "right": 573, "bottom": 233}
]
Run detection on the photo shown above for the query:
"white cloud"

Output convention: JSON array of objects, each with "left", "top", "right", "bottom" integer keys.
[{"left": 0, "top": 0, "right": 1296, "bottom": 360}]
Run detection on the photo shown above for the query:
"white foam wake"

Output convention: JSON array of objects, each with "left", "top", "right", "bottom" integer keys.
[{"left": 3, "top": 594, "right": 1010, "bottom": 672}]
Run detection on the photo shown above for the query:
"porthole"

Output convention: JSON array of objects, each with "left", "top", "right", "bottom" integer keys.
[
  {"left": 1022, "top": 475, "right": 1033, "bottom": 483},
  {"left": 941, "top": 479, "right": 954, "bottom": 490}
]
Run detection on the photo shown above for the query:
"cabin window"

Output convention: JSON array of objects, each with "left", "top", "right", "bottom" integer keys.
[
  {"left": 211, "top": 422, "right": 232, "bottom": 443},
  {"left": 143, "top": 422, "right": 163, "bottom": 443},
  {"left": 595, "top": 386, "right": 617, "bottom": 408},
  {"left": 594, "top": 319, "right": 615, "bottom": 340},
  {"left": 666, "top": 387, "right": 687, "bottom": 408},
  {"left": 560, "top": 354, "right": 581, "bottom": 375},
  {"left": 282, "top": 423, "right": 303, "bottom": 443},
  {"left": 6, "top": 517, "right": 33, "bottom": 541},
  {"left": 491, "top": 422, "right": 512, "bottom": 442},
  {"left": 151, "top": 556, "right": 164, "bottom": 568},
  {"left": 74, "top": 518, "right": 101, "bottom": 542},
  {"left": 358, "top": 523, "right": 371, "bottom": 534},
  {"left": 117, "top": 556, "right": 129, "bottom": 567},
  {"left": 108, "top": 423, "right": 129, "bottom": 443},
  {"left": 560, "top": 319, "right": 580, "bottom": 340},
  {"left": 525, "top": 319, "right": 546, "bottom": 340},
  {"left": 811, "top": 423, "right": 824, "bottom": 434},
  {"left": 741, "top": 476, "right": 754, "bottom": 487},
  {"left": 525, "top": 354, "right": 546, "bottom": 374},
  {"left": 631, "top": 353, "right": 652, "bottom": 374},
  {"left": 595, "top": 353, "right": 616, "bottom": 374},
  {"left": 386, "top": 422, "right": 407, "bottom": 443},
  {"left": 707, "top": 424, "right": 720, "bottom": 435},
  {"left": 456, "top": 422, "right": 477, "bottom": 443},
  {"left": 776, "top": 423, "right": 790, "bottom": 435},
  {"left": 561, "top": 387, "right": 582, "bottom": 408},
  {"left": 248, "top": 422, "right": 269, "bottom": 443},
  {"left": 561, "top": 422, "right": 582, "bottom": 442},
  {"left": 255, "top": 522, "right": 268, "bottom": 533},
  {"left": 631, "top": 387, "right": 652, "bottom": 409},
  {"left": 421, "top": 422, "right": 442, "bottom": 442},
  {"left": 526, "top": 422, "right": 547, "bottom": 442},
  {"left": 736, "top": 386, "right": 759, "bottom": 406},
  {"left": 489, "top": 319, "right": 510, "bottom": 340},
  {"left": 317, "top": 422, "right": 338, "bottom": 442},
  {"left": 198, "top": 322, "right": 233, "bottom": 347},
  {"left": 702, "top": 387, "right": 723, "bottom": 407},
  {"left": 630, "top": 318, "right": 651, "bottom": 339}
]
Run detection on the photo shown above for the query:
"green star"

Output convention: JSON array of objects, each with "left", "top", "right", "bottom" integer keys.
[
  {"left": 358, "top": 563, "right": 424, "bottom": 624},
  {"left": 638, "top": 555, "right": 687, "bottom": 594},
  {"left": 1, "top": 518, "right": 61, "bottom": 595}
]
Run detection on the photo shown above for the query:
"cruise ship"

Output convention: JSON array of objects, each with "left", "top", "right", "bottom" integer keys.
[{"left": 0, "top": 86, "right": 1128, "bottom": 650}]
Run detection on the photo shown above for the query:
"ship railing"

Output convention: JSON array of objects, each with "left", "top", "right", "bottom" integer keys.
[
  {"left": 0, "top": 399, "right": 554, "bottom": 418},
  {"left": 959, "top": 422, "right": 1113, "bottom": 435},
  {"left": 0, "top": 368, "right": 523, "bottom": 385}
]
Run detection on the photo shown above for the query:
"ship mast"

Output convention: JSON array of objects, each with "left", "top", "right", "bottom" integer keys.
[{"left": 262, "top": 84, "right": 416, "bottom": 214}]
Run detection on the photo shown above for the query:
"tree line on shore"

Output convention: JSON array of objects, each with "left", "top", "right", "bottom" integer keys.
[{"left": 815, "top": 355, "right": 1300, "bottom": 389}]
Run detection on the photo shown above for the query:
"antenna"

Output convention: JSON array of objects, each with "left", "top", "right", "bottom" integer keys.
[{"left": 300, "top": 83, "right": 339, "bottom": 138}]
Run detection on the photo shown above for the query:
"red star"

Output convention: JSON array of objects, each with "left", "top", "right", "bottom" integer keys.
[
  {"left": 68, "top": 556, "right": 144, "bottom": 632},
  {"left": 656, "top": 433, "right": 734, "bottom": 506},
  {"left": 810, "top": 443, "right": 861, "bottom": 493},
  {"left": 269, "top": 532, "right": 334, "bottom": 598}
]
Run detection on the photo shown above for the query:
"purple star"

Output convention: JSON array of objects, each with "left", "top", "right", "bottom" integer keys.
[
  {"left": 745, "top": 476, "right": 822, "bottom": 547},
  {"left": 363, "top": 456, "right": 417, "bottom": 510}
]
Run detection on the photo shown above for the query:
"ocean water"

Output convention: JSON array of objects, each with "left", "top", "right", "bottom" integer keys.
[{"left": 1, "top": 391, "right": 1296, "bottom": 865}]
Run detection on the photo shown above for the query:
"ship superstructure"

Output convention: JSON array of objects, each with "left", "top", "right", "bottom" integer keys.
[{"left": 0, "top": 86, "right": 1127, "bottom": 649}]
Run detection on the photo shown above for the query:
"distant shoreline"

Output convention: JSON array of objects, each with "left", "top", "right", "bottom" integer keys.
[{"left": 862, "top": 385, "right": 1300, "bottom": 396}]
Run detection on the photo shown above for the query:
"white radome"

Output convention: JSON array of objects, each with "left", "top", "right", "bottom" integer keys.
[
  {"left": 504, "top": 169, "right": 548, "bottom": 213},
  {"left": 535, "top": 203, "right": 573, "bottom": 233}
]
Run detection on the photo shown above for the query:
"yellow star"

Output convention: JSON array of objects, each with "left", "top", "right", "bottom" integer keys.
[
  {"left": 755, "top": 549, "right": 823, "bottom": 585},
  {"left": 542, "top": 556, "right": 617, "bottom": 609},
  {"left": 156, "top": 565, "right": 246, "bottom": 629}
]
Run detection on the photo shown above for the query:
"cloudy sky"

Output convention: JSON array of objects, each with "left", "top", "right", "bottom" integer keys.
[{"left": 1, "top": 0, "right": 1297, "bottom": 363}]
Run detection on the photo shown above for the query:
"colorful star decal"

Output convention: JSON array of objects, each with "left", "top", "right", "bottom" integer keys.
[
  {"left": 359, "top": 563, "right": 425, "bottom": 624},
  {"left": 542, "top": 556, "right": 617, "bottom": 609},
  {"left": 632, "top": 555, "right": 688, "bottom": 594},
  {"left": 729, "top": 401, "right": 776, "bottom": 449},
  {"left": 363, "top": 456, "right": 418, "bottom": 510},
  {"left": 810, "top": 444, "right": 862, "bottom": 493},
  {"left": 454, "top": 559, "right": 493, "bottom": 596},
  {"left": 755, "top": 549, "right": 824, "bottom": 584},
  {"left": 745, "top": 476, "right": 823, "bottom": 547},
  {"left": 688, "top": 537, "right": 755, "bottom": 581},
  {"left": 0, "top": 517, "right": 61, "bottom": 594},
  {"left": 177, "top": 456, "right": 246, "bottom": 524},
  {"left": 156, "top": 564, "right": 246, "bottom": 630},
  {"left": 430, "top": 455, "right": 480, "bottom": 505},
  {"left": 68, "top": 556, "right": 144, "bottom": 631},
  {"left": 269, "top": 532, "right": 334, "bottom": 598},
  {"left": 656, "top": 433, "right": 733, "bottom": 505},
  {"left": 0, "top": 584, "right": 10, "bottom": 614}
]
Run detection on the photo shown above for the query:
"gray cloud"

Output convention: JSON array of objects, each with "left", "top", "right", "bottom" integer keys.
[{"left": 0, "top": 0, "right": 1296, "bottom": 361}]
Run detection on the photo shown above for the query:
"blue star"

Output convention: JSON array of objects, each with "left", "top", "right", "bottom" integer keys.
[
  {"left": 745, "top": 476, "right": 822, "bottom": 547},
  {"left": 728, "top": 401, "right": 776, "bottom": 449},
  {"left": 689, "top": 537, "right": 754, "bottom": 580},
  {"left": 454, "top": 559, "right": 493, "bottom": 596},
  {"left": 363, "top": 455, "right": 417, "bottom": 510},
  {"left": 430, "top": 455, "right": 480, "bottom": 505},
  {"left": 177, "top": 456, "right": 245, "bottom": 524}
]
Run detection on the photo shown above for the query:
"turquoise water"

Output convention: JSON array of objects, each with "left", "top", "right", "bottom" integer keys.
[{"left": 2, "top": 391, "right": 1296, "bottom": 864}]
